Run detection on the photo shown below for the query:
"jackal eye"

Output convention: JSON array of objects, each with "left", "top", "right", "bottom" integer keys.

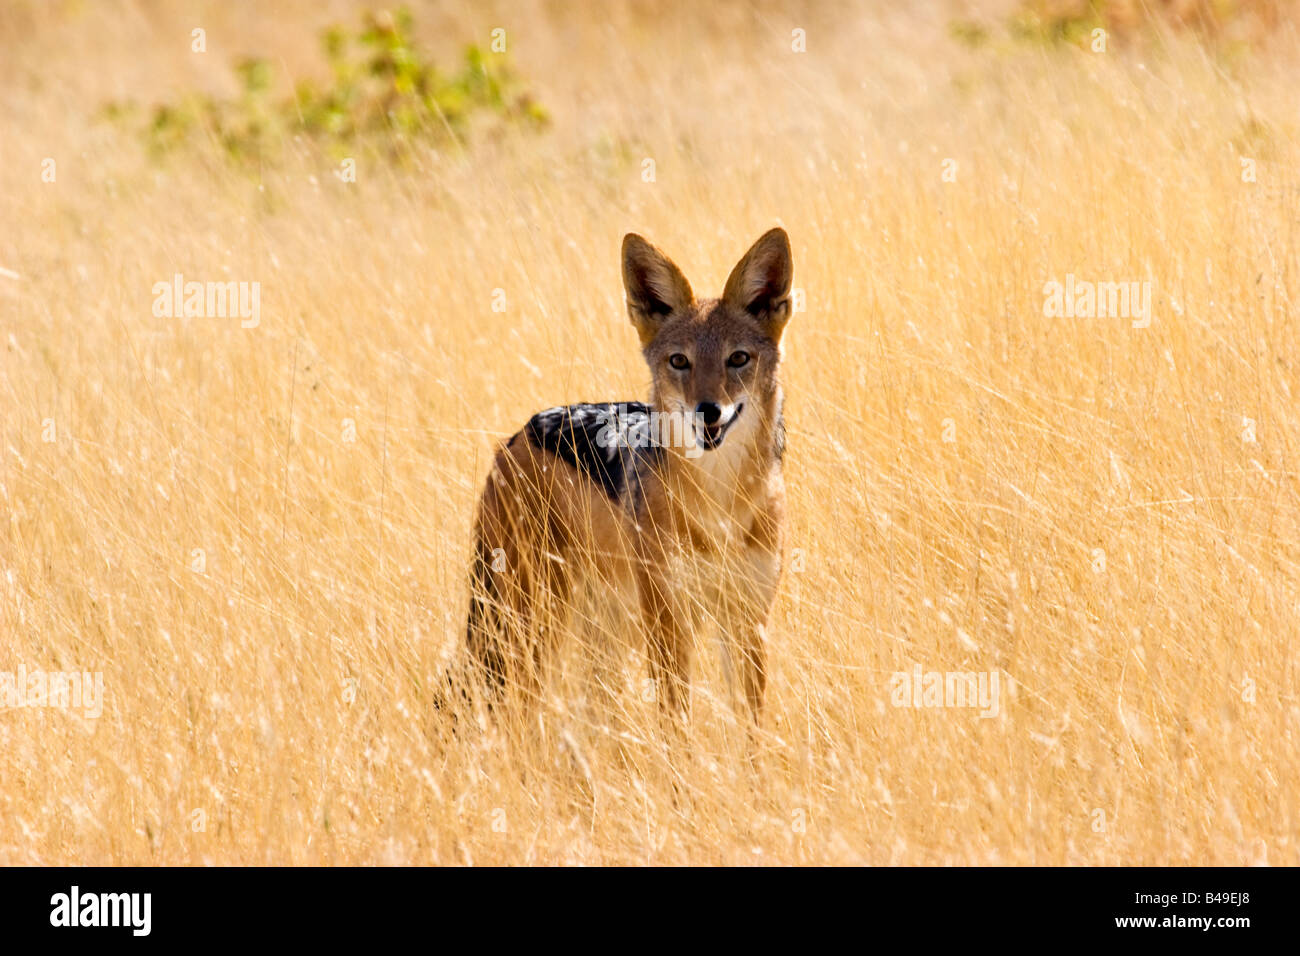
[
  {"left": 668, "top": 353, "right": 691, "bottom": 370},
  {"left": 727, "top": 350, "right": 751, "bottom": 368}
]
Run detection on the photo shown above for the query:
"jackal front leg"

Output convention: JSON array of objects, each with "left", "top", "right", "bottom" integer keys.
[
  {"left": 723, "top": 545, "right": 781, "bottom": 722},
  {"left": 637, "top": 568, "right": 694, "bottom": 720}
]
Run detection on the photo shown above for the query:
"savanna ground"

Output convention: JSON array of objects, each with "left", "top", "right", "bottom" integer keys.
[{"left": 1, "top": 0, "right": 1298, "bottom": 865}]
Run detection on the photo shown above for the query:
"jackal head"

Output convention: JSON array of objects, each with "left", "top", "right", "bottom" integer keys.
[{"left": 621, "top": 228, "right": 793, "bottom": 454}]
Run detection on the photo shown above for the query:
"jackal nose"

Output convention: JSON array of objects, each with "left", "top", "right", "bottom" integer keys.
[{"left": 696, "top": 402, "right": 723, "bottom": 427}]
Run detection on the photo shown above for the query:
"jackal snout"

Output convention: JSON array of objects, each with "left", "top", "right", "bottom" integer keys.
[{"left": 693, "top": 399, "right": 742, "bottom": 449}]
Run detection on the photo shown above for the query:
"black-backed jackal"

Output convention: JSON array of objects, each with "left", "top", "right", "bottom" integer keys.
[{"left": 464, "top": 228, "right": 793, "bottom": 723}]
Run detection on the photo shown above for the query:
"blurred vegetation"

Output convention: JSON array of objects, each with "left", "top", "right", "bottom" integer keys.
[
  {"left": 102, "top": 8, "right": 547, "bottom": 166},
  {"left": 952, "top": 0, "right": 1293, "bottom": 51}
]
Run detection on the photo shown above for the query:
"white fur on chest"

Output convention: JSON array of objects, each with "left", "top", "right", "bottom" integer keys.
[{"left": 682, "top": 409, "right": 763, "bottom": 544}]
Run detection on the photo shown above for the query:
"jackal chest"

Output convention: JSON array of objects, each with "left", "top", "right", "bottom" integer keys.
[{"left": 661, "top": 519, "right": 779, "bottom": 625}]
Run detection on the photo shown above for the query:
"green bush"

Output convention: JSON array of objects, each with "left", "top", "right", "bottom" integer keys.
[
  {"left": 105, "top": 8, "right": 547, "bottom": 165},
  {"left": 952, "top": 1, "right": 1289, "bottom": 52}
]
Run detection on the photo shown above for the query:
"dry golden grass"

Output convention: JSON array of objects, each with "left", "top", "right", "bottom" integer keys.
[{"left": 1, "top": 0, "right": 1298, "bottom": 865}]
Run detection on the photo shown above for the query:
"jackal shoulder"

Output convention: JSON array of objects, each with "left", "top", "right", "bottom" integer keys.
[{"left": 522, "top": 401, "right": 664, "bottom": 505}]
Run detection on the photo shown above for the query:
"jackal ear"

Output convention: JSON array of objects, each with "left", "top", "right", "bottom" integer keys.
[
  {"left": 723, "top": 227, "right": 793, "bottom": 340},
  {"left": 622, "top": 234, "right": 694, "bottom": 345}
]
